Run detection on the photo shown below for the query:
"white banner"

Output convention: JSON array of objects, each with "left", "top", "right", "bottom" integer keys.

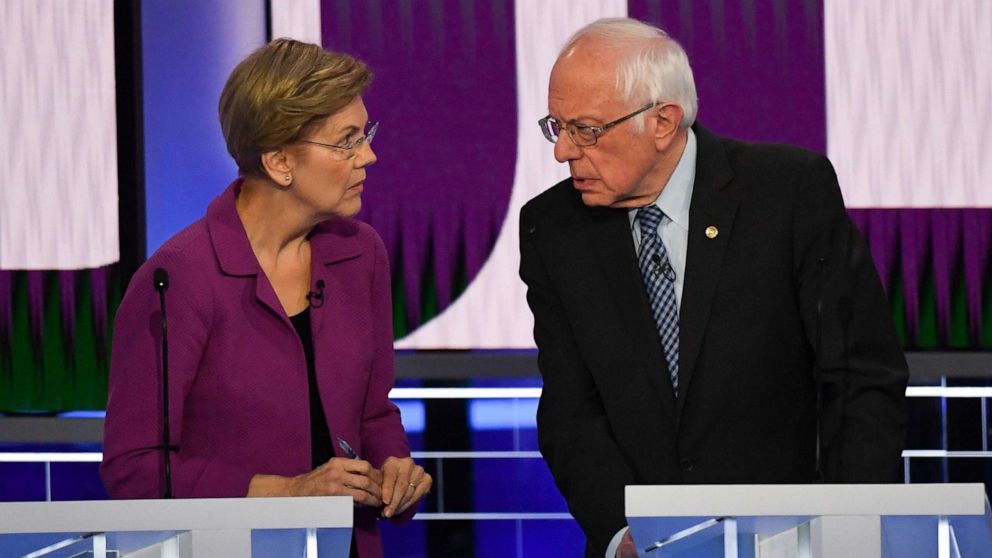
[
  {"left": 826, "top": 0, "right": 992, "bottom": 208},
  {"left": 0, "top": 0, "right": 119, "bottom": 270},
  {"left": 270, "top": 0, "right": 322, "bottom": 45}
]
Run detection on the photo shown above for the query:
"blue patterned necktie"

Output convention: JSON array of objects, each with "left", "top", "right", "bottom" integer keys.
[{"left": 636, "top": 205, "right": 680, "bottom": 394}]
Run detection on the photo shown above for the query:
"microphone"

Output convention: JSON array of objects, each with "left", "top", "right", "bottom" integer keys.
[
  {"left": 650, "top": 253, "right": 676, "bottom": 282},
  {"left": 152, "top": 267, "right": 173, "bottom": 498},
  {"left": 153, "top": 268, "right": 168, "bottom": 291},
  {"left": 307, "top": 279, "right": 325, "bottom": 308},
  {"left": 813, "top": 256, "right": 827, "bottom": 483},
  {"left": 835, "top": 293, "right": 854, "bottom": 479},
  {"left": 820, "top": 219, "right": 855, "bottom": 482}
]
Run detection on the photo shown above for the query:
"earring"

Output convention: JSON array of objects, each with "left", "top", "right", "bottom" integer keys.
[{"left": 285, "top": 174, "right": 292, "bottom": 183}]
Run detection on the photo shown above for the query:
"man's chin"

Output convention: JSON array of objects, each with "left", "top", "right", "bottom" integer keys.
[{"left": 578, "top": 191, "right": 614, "bottom": 208}]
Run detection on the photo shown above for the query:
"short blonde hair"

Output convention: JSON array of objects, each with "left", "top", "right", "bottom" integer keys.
[{"left": 219, "top": 38, "right": 372, "bottom": 176}]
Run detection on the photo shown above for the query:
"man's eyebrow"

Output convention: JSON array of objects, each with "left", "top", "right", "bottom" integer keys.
[
  {"left": 565, "top": 113, "right": 602, "bottom": 125},
  {"left": 550, "top": 113, "right": 601, "bottom": 125}
]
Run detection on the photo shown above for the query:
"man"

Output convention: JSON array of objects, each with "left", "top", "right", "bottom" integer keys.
[{"left": 518, "top": 18, "right": 908, "bottom": 558}]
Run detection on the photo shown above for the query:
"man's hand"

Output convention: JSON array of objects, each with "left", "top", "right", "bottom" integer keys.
[{"left": 616, "top": 529, "right": 638, "bottom": 558}]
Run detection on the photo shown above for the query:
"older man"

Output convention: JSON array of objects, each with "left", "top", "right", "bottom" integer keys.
[{"left": 519, "top": 18, "right": 908, "bottom": 558}]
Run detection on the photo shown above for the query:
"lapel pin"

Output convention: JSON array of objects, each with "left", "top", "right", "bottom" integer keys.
[{"left": 705, "top": 226, "right": 719, "bottom": 239}]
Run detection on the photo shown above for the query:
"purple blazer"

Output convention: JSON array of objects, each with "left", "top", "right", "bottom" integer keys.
[{"left": 101, "top": 180, "right": 413, "bottom": 557}]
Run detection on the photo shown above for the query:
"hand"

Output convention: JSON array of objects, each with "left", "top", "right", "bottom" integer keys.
[
  {"left": 247, "top": 458, "right": 382, "bottom": 506},
  {"left": 616, "top": 529, "right": 637, "bottom": 558},
  {"left": 379, "top": 456, "right": 432, "bottom": 518},
  {"left": 291, "top": 458, "right": 384, "bottom": 506}
]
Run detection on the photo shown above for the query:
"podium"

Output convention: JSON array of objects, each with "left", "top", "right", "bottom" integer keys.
[
  {"left": 626, "top": 484, "right": 992, "bottom": 557},
  {"left": 0, "top": 496, "right": 352, "bottom": 557}
]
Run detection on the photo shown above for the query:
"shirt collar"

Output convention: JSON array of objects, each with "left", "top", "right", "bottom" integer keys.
[{"left": 628, "top": 127, "right": 697, "bottom": 231}]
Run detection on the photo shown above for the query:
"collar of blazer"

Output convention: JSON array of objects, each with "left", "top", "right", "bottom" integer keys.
[
  {"left": 205, "top": 179, "right": 365, "bottom": 278},
  {"left": 675, "top": 124, "right": 737, "bottom": 414},
  {"left": 576, "top": 124, "right": 739, "bottom": 415}
]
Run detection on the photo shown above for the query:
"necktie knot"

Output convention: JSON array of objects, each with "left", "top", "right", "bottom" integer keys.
[{"left": 637, "top": 205, "right": 665, "bottom": 238}]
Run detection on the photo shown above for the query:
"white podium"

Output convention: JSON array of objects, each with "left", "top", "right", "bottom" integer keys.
[
  {"left": 626, "top": 484, "right": 992, "bottom": 558},
  {"left": 0, "top": 497, "right": 352, "bottom": 557}
]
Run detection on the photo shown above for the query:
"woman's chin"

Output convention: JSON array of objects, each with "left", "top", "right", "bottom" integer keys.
[{"left": 325, "top": 197, "right": 362, "bottom": 220}]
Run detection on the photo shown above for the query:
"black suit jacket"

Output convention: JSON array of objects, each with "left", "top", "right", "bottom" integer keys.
[{"left": 518, "top": 125, "right": 908, "bottom": 556}]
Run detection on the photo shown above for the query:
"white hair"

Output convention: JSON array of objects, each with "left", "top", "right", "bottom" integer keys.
[{"left": 560, "top": 18, "right": 698, "bottom": 130}]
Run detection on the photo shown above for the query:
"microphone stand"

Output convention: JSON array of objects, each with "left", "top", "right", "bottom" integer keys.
[
  {"left": 153, "top": 268, "right": 173, "bottom": 498},
  {"left": 814, "top": 256, "right": 826, "bottom": 483}
]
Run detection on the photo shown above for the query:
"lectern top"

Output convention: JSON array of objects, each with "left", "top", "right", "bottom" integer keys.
[
  {"left": 625, "top": 483, "right": 986, "bottom": 517},
  {"left": 0, "top": 496, "right": 353, "bottom": 534}
]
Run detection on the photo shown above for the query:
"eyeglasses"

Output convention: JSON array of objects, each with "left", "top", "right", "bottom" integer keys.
[
  {"left": 538, "top": 102, "right": 659, "bottom": 146},
  {"left": 297, "top": 121, "right": 379, "bottom": 160}
]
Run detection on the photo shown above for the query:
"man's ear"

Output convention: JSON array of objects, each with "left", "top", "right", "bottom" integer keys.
[
  {"left": 260, "top": 148, "right": 294, "bottom": 186},
  {"left": 652, "top": 103, "right": 684, "bottom": 151}
]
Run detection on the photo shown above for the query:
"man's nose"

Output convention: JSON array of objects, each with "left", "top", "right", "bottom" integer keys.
[{"left": 553, "top": 132, "right": 581, "bottom": 163}]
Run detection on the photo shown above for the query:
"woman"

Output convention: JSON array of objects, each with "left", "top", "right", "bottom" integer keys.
[{"left": 101, "top": 39, "right": 430, "bottom": 557}]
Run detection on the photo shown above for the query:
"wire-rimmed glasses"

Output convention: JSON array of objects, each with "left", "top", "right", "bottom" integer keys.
[
  {"left": 538, "top": 102, "right": 659, "bottom": 146},
  {"left": 297, "top": 121, "right": 379, "bottom": 160}
]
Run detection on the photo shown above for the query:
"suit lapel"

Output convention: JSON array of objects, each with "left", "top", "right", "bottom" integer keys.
[
  {"left": 676, "top": 126, "right": 738, "bottom": 415},
  {"left": 584, "top": 205, "right": 678, "bottom": 411},
  {"left": 204, "top": 180, "right": 291, "bottom": 324}
]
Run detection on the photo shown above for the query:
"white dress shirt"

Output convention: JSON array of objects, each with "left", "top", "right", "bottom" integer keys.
[{"left": 627, "top": 127, "right": 696, "bottom": 309}]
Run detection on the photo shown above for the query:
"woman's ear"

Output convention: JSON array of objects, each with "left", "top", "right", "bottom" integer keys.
[{"left": 260, "top": 148, "right": 294, "bottom": 187}]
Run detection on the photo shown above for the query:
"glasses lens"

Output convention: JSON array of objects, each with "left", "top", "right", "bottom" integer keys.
[
  {"left": 364, "top": 121, "right": 379, "bottom": 145},
  {"left": 572, "top": 126, "right": 597, "bottom": 146},
  {"left": 539, "top": 117, "right": 559, "bottom": 143}
]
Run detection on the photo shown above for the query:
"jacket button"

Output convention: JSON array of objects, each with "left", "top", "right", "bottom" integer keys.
[{"left": 680, "top": 459, "right": 694, "bottom": 471}]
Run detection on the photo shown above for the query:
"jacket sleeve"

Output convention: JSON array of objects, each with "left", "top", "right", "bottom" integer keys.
[
  {"left": 793, "top": 156, "right": 909, "bottom": 483},
  {"left": 359, "top": 230, "right": 416, "bottom": 524},
  {"left": 100, "top": 253, "right": 257, "bottom": 498},
  {"left": 519, "top": 204, "right": 636, "bottom": 556}
]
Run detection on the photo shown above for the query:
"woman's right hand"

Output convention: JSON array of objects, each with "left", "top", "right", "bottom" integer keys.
[{"left": 248, "top": 458, "right": 383, "bottom": 506}]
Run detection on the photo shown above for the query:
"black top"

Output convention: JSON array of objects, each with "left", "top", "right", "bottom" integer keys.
[
  {"left": 290, "top": 307, "right": 361, "bottom": 558},
  {"left": 289, "top": 307, "right": 334, "bottom": 469}
]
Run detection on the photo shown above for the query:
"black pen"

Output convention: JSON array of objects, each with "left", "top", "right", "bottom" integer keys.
[{"left": 337, "top": 436, "right": 359, "bottom": 459}]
